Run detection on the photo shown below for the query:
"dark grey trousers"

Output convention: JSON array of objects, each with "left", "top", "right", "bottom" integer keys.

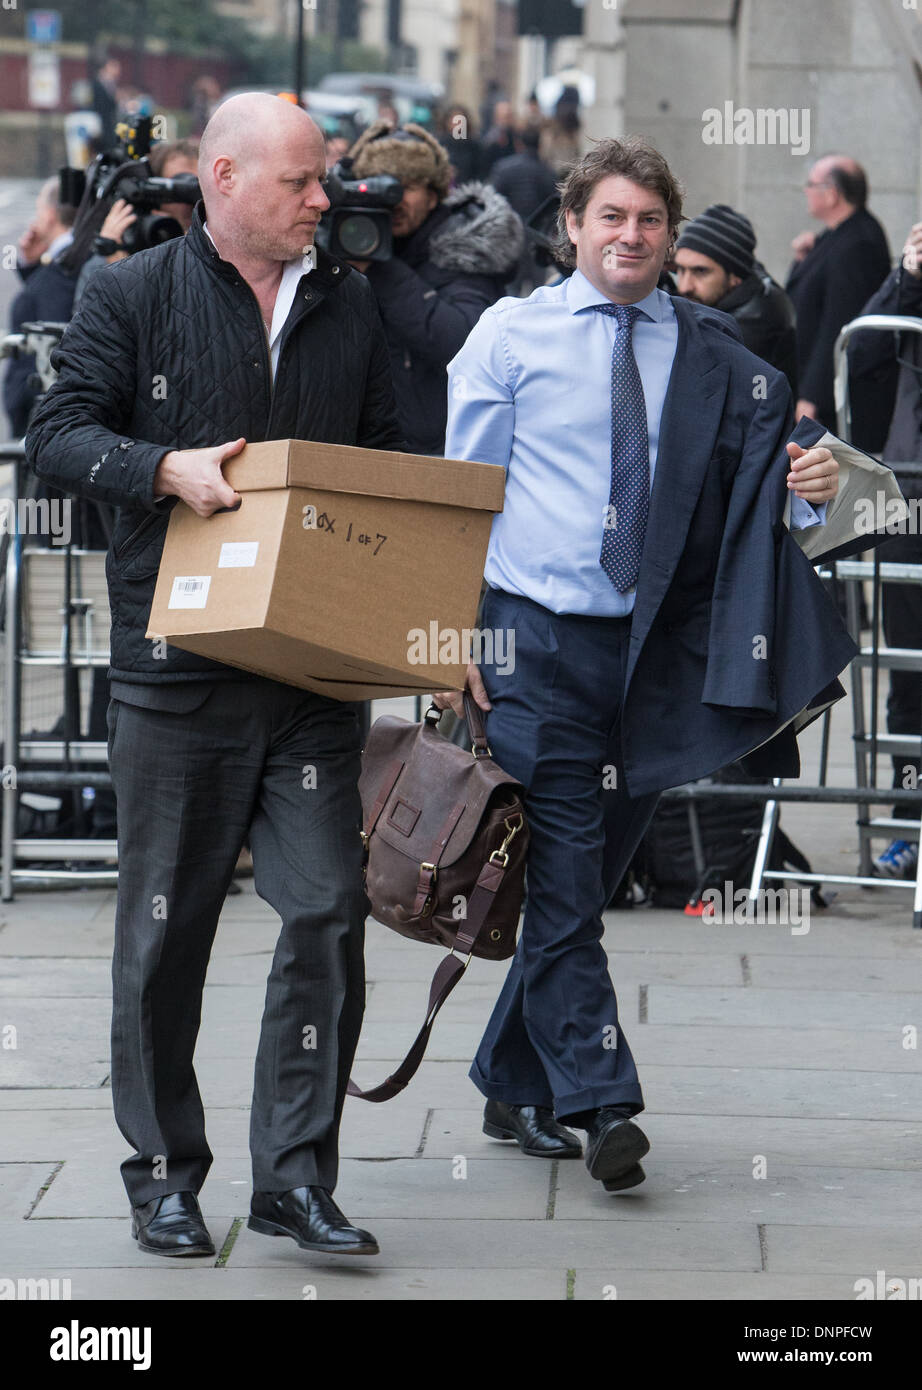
[{"left": 106, "top": 679, "right": 367, "bottom": 1205}]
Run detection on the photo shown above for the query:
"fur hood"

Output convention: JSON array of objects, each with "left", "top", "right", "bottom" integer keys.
[{"left": 427, "top": 181, "right": 525, "bottom": 278}]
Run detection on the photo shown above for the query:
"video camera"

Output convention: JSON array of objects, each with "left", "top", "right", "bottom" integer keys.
[
  {"left": 60, "top": 115, "right": 200, "bottom": 255},
  {"left": 316, "top": 157, "right": 402, "bottom": 263}
]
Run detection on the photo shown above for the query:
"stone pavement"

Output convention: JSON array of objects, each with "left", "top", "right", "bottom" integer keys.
[{"left": 0, "top": 702, "right": 920, "bottom": 1302}]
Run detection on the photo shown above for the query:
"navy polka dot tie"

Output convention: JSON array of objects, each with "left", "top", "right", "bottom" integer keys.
[{"left": 594, "top": 302, "right": 649, "bottom": 593}]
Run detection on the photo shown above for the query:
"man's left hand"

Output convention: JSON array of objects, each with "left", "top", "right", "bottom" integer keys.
[
  {"left": 786, "top": 441, "right": 838, "bottom": 503},
  {"left": 346, "top": 259, "right": 371, "bottom": 274}
]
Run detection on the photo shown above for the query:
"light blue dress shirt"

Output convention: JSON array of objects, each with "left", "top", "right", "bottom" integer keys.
[{"left": 445, "top": 269, "right": 823, "bottom": 617}]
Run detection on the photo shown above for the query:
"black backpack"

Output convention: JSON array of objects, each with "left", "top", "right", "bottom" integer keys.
[{"left": 620, "top": 762, "right": 825, "bottom": 910}]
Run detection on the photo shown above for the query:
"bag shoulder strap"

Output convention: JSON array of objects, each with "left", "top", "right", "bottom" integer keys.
[{"left": 347, "top": 856, "right": 507, "bottom": 1103}]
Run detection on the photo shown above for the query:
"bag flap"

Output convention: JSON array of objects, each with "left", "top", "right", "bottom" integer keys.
[{"left": 359, "top": 716, "right": 523, "bottom": 868}]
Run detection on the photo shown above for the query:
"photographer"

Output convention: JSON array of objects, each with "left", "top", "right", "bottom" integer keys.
[
  {"left": 345, "top": 121, "right": 524, "bottom": 456},
  {"left": 73, "top": 138, "right": 200, "bottom": 308},
  {"left": 26, "top": 93, "right": 402, "bottom": 1260}
]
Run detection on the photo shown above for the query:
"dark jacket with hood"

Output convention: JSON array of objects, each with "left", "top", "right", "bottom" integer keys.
[
  {"left": 363, "top": 180, "right": 524, "bottom": 455},
  {"left": 716, "top": 263, "right": 798, "bottom": 397},
  {"left": 24, "top": 204, "right": 403, "bottom": 688}
]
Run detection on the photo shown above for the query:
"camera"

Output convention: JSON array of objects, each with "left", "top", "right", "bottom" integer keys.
[
  {"left": 316, "top": 157, "right": 402, "bottom": 263},
  {"left": 60, "top": 115, "right": 201, "bottom": 255}
]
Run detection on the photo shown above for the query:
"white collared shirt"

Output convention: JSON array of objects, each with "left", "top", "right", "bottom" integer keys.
[{"left": 202, "top": 221, "right": 313, "bottom": 381}]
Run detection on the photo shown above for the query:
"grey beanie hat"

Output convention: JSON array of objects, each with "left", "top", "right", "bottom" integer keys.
[{"left": 675, "top": 203, "right": 756, "bottom": 279}]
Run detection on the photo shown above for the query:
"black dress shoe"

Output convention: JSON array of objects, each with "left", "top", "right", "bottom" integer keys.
[
  {"left": 248, "top": 1186, "right": 379, "bottom": 1256},
  {"left": 130, "top": 1191, "right": 215, "bottom": 1257},
  {"left": 483, "top": 1100, "right": 582, "bottom": 1158},
  {"left": 583, "top": 1107, "right": 650, "bottom": 1189}
]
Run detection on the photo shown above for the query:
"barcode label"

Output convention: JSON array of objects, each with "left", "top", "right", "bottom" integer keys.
[{"left": 168, "top": 575, "right": 211, "bottom": 609}]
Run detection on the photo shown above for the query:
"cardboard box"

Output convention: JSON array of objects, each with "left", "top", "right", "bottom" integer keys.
[{"left": 146, "top": 439, "right": 505, "bottom": 700}]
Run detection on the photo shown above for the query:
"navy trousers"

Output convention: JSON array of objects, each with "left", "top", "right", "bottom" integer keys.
[{"left": 469, "top": 587, "right": 660, "bottom": 1122}]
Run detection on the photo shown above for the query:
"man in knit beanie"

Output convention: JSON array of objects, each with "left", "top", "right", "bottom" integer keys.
[
  {"left": 343, "top": 120, "right": 524, "bottom": 455},
  {"left": 675, "top": 203, "right": 798, "bottom": 395}
]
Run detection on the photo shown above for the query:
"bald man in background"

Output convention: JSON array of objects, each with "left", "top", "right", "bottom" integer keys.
[
  {"left": 27, "top": 94, "right": 403, "bottom": 1259},
  {"left": 786, "top": 154, "right": 890, "bottom": 443}
]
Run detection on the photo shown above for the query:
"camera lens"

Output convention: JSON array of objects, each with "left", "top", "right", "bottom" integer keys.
[
  {"left": 338, "top": 214, "right": 382, "bottom": 260},
  {"left": 121, "top": 213, "right": 183, "bottom": 254}
]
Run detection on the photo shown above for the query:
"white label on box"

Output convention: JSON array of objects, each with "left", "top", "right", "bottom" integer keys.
[
  {"left": 168, "top": 575, "right": 211, "bottom": 609},
  {"left": 218, "top": 541, "right": 259, "bottom": 568}
]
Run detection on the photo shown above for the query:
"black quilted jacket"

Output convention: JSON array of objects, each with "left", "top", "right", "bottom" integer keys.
[{"left": 25, "top": 206, "right": 403, "bottom": 684}]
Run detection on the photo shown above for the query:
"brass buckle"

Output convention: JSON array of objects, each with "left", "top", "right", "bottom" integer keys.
[{"left": 489, "top": 813, "right": 524, "bottom": 868}]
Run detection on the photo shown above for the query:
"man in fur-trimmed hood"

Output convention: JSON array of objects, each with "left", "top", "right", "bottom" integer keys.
[{"left": 346, "top": 120, "right": 525, "bottom": 454}]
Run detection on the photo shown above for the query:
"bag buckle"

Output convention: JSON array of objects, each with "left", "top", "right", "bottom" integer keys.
[
  {"left": 420, "top": 861, "right": 437, "bottom": 916},
  {"left": 446, "top": 946, "right": 473, "bottom": 971},
  {"left": 489, "top": 813, "right": 524, "bottom": 868}
]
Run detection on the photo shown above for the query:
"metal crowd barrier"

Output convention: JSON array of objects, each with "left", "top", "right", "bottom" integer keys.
[
  {"left": 0, "top": 442, "right": 117, "bottom": 898},
  {"left": 658, "top": 315, "right": 922, "bottom": 927},
  {"left": 2, "top": 319, "right": 921, "bottom": 918}
]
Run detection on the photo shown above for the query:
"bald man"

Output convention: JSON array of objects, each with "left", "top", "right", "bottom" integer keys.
[
  {"left": 786, "top": 153, "right": 890, "bottom": 438},
  {"left": 27, "top": 94, "right": 404, "bottom": 1260}
]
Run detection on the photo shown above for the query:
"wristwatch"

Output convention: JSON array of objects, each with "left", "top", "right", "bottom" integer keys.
[{"left": 92, "top": 235, "right": 123, "bottom": 257}]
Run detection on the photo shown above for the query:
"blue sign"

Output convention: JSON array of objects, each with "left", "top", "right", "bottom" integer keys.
[{"left": 26, "top": 10, "right": 62, "bottom": 44}]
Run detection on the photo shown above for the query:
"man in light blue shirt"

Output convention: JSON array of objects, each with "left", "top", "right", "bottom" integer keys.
[
  {"left": 445, "top": 255, "right": 826, "bottom": 620},
  {"left": 433, "top": 137, "right": 853, "bottom": 1195}
]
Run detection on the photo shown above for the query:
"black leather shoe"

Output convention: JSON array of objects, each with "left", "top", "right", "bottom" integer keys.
[
  {"left": 483, "top": 1100, "right": 582, "bottom": 1158},
  {"left": 248, "top": 1186, "right": 379, "bottom": 1256},
  {"left": 130, "top": 1191, "right": 215, "bottom": 1257},
  {"left": 583, "top": 1107, "right": 650, "bottom": 1189}
]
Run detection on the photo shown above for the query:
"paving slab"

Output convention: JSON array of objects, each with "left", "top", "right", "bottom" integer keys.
[
  {"left": 423, "top": 1110, "right": 922, "bottom": 1169},
  {"left": 227, "top": 1217, "right": 762, "bottom": 1271},
  {"left": 600, "top": 913, "right": 920, "bottom": 958},
  {"left": 0, "top": 998, "right": 110, "bottom": 1088},
  {"left": 763, "top": 1224, "right": 922, "bottom": 1276},
  {"left": 2, "top": 957, "right": 111, "bottom": 998},
  {"left": 637, "top": 1065, "right": 922, "bottom": 1121},
  {"left": 0, "top": 1088, "right": 113, "bottom": 1113},
  {"left": 627, "top": 1024, "right": 921, "bottom": 1072},
  {"left": 746, "top": 953, "right": 922, "bottom": 993},
  {"left": 552, "top": 1161, "right": 922, "bottom": 1226},
  {"left": 0, "top": 1163, "right": 57, "bottom": 1218},
  {"left": 0, "top": 1217, "right": 230, "bottom": 1268},
  {"left": 0, "top": 1265, "right": 568, "bottom": 1300},
  {"left": 646, "top": 985, "right": 914, "bottom": 1031},
  {"left": 570, "top": 1271, "right": 869, "bottom": 1300},
  {"left": 33, "top": 1155, "right": 551, "bottom": 1221}
]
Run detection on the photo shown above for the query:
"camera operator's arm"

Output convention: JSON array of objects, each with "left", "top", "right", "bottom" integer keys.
[
  {"left": 26, "top": 265, "right": 180, "bottom": 513},
  {"left": 362, "top": 257, "right": 497, "bottom": 367}
]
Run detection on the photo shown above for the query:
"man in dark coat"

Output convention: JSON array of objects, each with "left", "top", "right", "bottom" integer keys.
[
  {"left": 785, "top": 154, "right": 891, "bottom": 444},
  {"left": 434, "top": 137, "right": 886, "bottom": 1197},
  {"left": 26, "top": 94, "right": 403, "bottom": 1261},
  {"left": 848, "top": 218, "right": 922, "bottom": 880},
  {"left": 4, "top": 179, "right": 77, "bottom": 437},
  {"left": 346, "top": 121, "right": 524, "bottom": 455},
  {"left": 489, "top": 125, "right": 560, "bottom": 296},
  {"left": 674, "top": 203, "right": 798, "bottom": 396}
]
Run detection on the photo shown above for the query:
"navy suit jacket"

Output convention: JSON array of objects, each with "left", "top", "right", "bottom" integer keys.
[{"left": 620, "top": 295, "right": 860, "bottom": 798}]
